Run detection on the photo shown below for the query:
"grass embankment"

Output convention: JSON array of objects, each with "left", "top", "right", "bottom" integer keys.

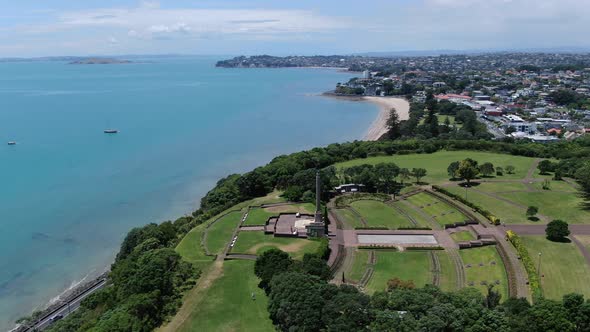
[
  {"left": 406, "top": 193, "right": 467, "bottom": 226},
  {"left": 365, "top": 251, "right": 432, "bottom": 294},
  {"left": 175, "top": 260, "right": 274, "bottom": 332},
  {"left": 451, "top": 231, "right": 476, "bottom": 242},
  {"left": 333, "top": 208, "right": 364, "bottom": 228},
  {"left": 436, "top": 251, "right": 458, "bottom": 292},
  {"left": 175, "top": 222, "right": 215, "bottom": 269},
  {"left": 205, "top": 211, "right": 243, "bottom": 255},
  {"left": 231, "top": 232, "right": 321, "bottom": 260},
  {"left": 336, "top": 150, "right": 536, "bottom": 184},
  {"left": 346, "top": 249, "right": 370, "bottom": 283},
  {"left": 459, "top": 246, "right": 508, "bottom": 300},
  {"left": 522, "top": 236, "right": 590, "bottom": 300},
  {"left": 350, "top": 200, "right": 414, "bottom": 229},
  {"left": 390, "top": 200, "right": 433, "bottom": 228},
  {"left": 243, "top": 207, "right": 276, "bottom": 226}
]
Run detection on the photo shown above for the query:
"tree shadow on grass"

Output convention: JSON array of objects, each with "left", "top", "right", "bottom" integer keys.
[
  {"left": 458, "top": 182, "right": 481, "bottom": 188},
  {"left": 527, "top": 216, "right": 540, "bottom": 222},
  {"left": 546, "top": 236, "right": 572, "bottom": 243}
]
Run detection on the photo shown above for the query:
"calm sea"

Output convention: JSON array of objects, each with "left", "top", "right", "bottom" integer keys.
[{"left": 0, "top": 56, "right": 376, "bottom": 329}]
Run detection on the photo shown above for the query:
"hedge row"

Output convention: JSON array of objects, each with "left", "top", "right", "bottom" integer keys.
[
  {"left": 432, "top": 185, "right": 501, "bottom": 225},
  {"left": 355, "top": 227, "right": 390, "bottom": 230},
  {"left": 397, "top": 226, "right": 433, "bottom": 230},
  {"left": 506, "top": 230, "right": 543, "bottom": 299},
  {"left": 357, "top": 245, "right": 399, "bottom": 250},
  {"left": 405, "top": 246, "right": 444, "bottom": 251}
]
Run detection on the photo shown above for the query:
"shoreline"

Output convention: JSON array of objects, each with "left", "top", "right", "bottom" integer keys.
[{"left": 322, "top": 93, "right": 410, "bottom": 141}]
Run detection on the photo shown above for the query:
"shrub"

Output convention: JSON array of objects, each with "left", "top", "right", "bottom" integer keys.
[{"left": 506, "top": 230, "right": 542, "bottom": 299}]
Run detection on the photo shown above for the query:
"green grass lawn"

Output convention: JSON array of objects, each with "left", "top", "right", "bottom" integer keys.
[
  {"left": 350, "top": 200, "right": 414, "bottom": 229},
  {"left": 451, "top": 230, "right": 476, "bottom": 242},
  {"left": 262, "top": 203, "right": 316, "bottom": 214},
  {"left": 444, "top": 185, "right": 530, "bottom": 224},
  {"left": 350, "top": 200, "right": 412, "bottom": 228},
  {"left": 522, "top": 236, "right": 590, "bottom": 300},
  {"left": 475, "top": 181, "right": 529, "bottom": 193},
  {"left": 346, "top": 249, "right": 370, "bottom": 283},
  {"left": 176, "top": 260, "right": 274, "bottom": 332},
  {"left": 365, "top": 251, "right": 432, "bottom": 294},
  {"left": 231, "top": 231, "right": 321, "bottom": 260},
  {"left": 205, "top": 211, "right": 243, "bottom": 255},
  {"left": 459, "top": 246, "right": 508, "bottom": 300},
  {"left": 390, "top": 200, "right": 433, "bottom": 228},
  {"left": 176, "top": 222, "right": 214, "bottom": 267},
  {"left": 531, "top": 180, "right": 578, "bottom": 192},
  {"left": 436, "top": 251, "right": 458, "bottom": 292},
  {"left": 406, "top": 193, "right": 468, "bottom": 226},
  {"left": 499, "top": 191, "right": 590, "bottom": 224},
  {"left": 243, "top": 207, "right": 276, "bottom": 226},
  {"left": 333, "top": 208, "right": 364, "bottom": 229},
  {"left": 336, "top": 150, "right": 536, "bottom": 184}
]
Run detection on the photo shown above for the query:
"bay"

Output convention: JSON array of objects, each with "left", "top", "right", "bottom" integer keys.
[{"left": 0, "top": 56, "right": 376, "bottom": 329}]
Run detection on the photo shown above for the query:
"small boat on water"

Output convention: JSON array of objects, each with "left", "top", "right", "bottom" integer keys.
[
  {"left": 7, "top": 141, "right": 16, "bottom": 145},
  {"left": 104, "top": 129, "right": 118, "bottom": 134}
]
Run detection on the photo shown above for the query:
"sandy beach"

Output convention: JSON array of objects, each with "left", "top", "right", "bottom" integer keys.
[{"left": 362, "top": 96, "right": 410, "bottom": 140}]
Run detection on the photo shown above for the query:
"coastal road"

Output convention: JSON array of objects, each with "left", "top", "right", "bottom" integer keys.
[{"left": 24, "top": 279, "right": 107, "bottom": 331}]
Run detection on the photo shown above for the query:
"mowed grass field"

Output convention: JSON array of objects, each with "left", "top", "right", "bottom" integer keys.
[
  {"left": 445, "top": 185, "right": 531, "bottom": 224},
  {"left": 346, "top": 249, "right": 370, "bottom": 283},
  {"left": 459, "top": 246, "right": 508, "bottom": 300},
  {"left": 406, "top": 193, "right": 468, "bottom": 226},
  {"left": 436, "top": 250, "right": 459, "bottom": 292},
  {"left": 176, "top": 260, "right": 274, "bottom": 332},
  {"left": 336, "top": 150, "right": 536, "bottom": 184},
  {"left": 365, "top": 251, "right": 432, "bottom": 294},
  {"left": 391, "top": 200, "right": 433, "bottom": 228},
  {"left": 500, "top": 191, "right": 590, "bottom": 224},
  {"left": 333, "top": 208, "right": 364, "bottom": 229},
  {"left": 350, "top": 200, "right": 414, "bottom": 229},
  {"left": 231, "top": 231, "right": 321, "bottom": 260},
  {"left": 522, "top": 236, "right": 590, "bottom": 300},
  {"left": 451, "top": 230, "right": 476, "bottom": 242},
  {"left": 243, "top": 207, "right": 276, "bottom": 226},
  {"left": 205, "top": 211, "right": 243, "bottom": 254},
  {"left": 175, "top": 222, "right": 214, "bottom": 269}
]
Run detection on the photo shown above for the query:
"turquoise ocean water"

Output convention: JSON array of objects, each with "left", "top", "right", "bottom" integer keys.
[{"left": 0, "top": 56, "right": 377, "bottom": 329}]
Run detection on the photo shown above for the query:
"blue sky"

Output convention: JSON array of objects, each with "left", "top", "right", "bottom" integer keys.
[{"left": 0, "top": 0, "right": 588, "bottom": 57}]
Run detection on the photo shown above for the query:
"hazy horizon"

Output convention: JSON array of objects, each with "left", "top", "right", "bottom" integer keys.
[{"left": 1, "top": 0, "right": 589, "bottom": 57}]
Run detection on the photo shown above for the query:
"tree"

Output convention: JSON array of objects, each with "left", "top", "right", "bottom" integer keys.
[
  {"left": 375, "top": 163, "right": 400, "bottom": 194},
  {"left": 255, "top": 249, "right": 293, "bottom": 291},
  {"left": 526, "top": 206, "right": 539, "bottom": 220},
  {"left": 505, "top": 165, "right": 515, "bottom": 174},
  {"left": 546, "top": 219, "right": 570, "bottom": 242},
  {"left": 386, "top": 108, "right": 402, "bottom": 139},
  {"left": 538, "top": 160, "right": 554, "bottom": 175},
  {"left": 300, "top": 254, "right": 332, "bottom": 280},
  {"left": 496, "top": 166, "right": 504, "bottom": 176},
  {"left": 399, "top": 168, "right": 410, "bottom": 185},
  {"left": 387, "top": 278, "right": 416, "bottom": 291},
  {"left": 485, "top": 285, "right": 502, "bottom": 309},
  {"left": 479, "top": 162, "right": 495, "bottom": 177},
  {"left": 412, "top": 168, "right": 427, "bottom": 184},
  {"left": 447, "top": 161, "right": 460, "bottom": 179},
  {"left": 457, "top": 159, "right": 480, "bottom": 185}
]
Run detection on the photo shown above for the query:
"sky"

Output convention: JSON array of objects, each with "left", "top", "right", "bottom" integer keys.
[{"left": 0, "top": 0, "right": 589, "bottom": 57}]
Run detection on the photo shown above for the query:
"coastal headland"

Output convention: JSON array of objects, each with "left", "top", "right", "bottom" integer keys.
[{"left": 323, "top": 93, "right": 410, "bottom": 141}]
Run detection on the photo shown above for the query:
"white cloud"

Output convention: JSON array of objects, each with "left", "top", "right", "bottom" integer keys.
[{"left": 108, "top": 36, "right": 118, "bottom": 44}]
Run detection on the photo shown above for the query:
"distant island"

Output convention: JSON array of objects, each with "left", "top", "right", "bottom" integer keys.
[{"left": 68, "top": 58, "right": 132, "bottom": 65}]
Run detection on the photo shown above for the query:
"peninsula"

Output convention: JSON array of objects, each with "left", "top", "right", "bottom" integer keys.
[{"left": 68, "top": 58, "right": 132, "bottom": 65}]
